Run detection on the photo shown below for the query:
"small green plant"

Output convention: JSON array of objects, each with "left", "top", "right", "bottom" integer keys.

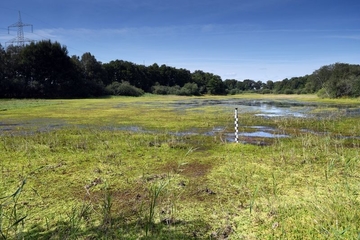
[
  {"left": 249, "top": 185, "right": 259, "bottom": 214},
  {"left": 0, "top": 179, "right": 27, "bottom": 240},
  {"left": 325, "top": 158, "right": 336, "bottom": 180},
  {"left": 102, "top": 186, "right": 113, "bottom": 228},
  {"left": 66, "top": 206, "right": 82, "bottom": 238},
  {"left": 56, "top": 202, "right": 92, "bottom": 239},
  {"left": 272, "top": 173, "right": 277, "bottom": 197},
  {"left": 145, "top": 180, "right": 168, "bottom": 236}
]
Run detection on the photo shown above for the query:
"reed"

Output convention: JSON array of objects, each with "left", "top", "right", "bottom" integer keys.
[{"left": 145, "top": 180, "right": 168, "bottom": 236}]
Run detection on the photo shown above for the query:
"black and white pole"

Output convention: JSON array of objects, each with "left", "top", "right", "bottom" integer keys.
[{"left": 235, "top": 108, "right": 239, "bottom": 143}]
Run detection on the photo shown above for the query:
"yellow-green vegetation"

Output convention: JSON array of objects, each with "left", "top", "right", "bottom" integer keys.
[{"left": 0, "top": 94, "right": 360, "bottom": 239}]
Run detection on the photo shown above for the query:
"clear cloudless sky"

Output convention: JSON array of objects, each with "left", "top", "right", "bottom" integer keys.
[{"left": 1, "top": 0, "right": 359, "bottom": 81}]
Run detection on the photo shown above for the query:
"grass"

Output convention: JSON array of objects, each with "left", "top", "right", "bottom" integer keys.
[{"left": 0, "top": 94, "right": 360, "bottom": 239}]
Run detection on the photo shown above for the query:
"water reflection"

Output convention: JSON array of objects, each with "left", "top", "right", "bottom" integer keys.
[
  {"left": 171, "top": 98, "right": 360, "bottom": 118},
  {"left": 253, "top": 103, "right": 308, "bottom": 118},
  {"left": 207, "top": 125, "right": 289, "bottom": 144}
]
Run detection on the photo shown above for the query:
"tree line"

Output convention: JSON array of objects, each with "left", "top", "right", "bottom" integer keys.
[{"left": 1, "top": 40, "right": 359, "bottom": 98}]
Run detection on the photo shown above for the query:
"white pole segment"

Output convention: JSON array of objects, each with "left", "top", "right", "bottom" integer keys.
[{"left": 235, "top": 108, "right": 239, "bottom": 143}]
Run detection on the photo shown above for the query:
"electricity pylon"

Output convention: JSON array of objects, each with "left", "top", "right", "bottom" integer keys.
[{"left": 6, "top": 11, "right": 34, "bottom": 46}]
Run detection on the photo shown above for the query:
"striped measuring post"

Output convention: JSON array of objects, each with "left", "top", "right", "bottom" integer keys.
[{"left": 234, "top": 108, "right": 239, "bottom": 143}]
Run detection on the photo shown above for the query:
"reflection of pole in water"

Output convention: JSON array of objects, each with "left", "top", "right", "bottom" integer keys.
[{"left": 235, "top": 108, "right": 239, "bottom": 143}]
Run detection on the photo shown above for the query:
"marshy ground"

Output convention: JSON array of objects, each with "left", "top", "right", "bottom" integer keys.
[{"left": 0, "top": 94, "right": 360, "bottom": 239}]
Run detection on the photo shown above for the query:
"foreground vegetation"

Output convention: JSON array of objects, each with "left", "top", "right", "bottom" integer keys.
[{"left": 1, "top": 94, "right": 360, "bottom": 239}]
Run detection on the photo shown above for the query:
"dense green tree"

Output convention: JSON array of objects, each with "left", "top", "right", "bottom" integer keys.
[
  {"left": 191, "top": 70, "right": 226, "bottom": 94},
  {"left": 322, "top": 63, "right": 360, "bottom": 98},
  {"left": 147, "top": 63, "right": 161, "bottom": 85},
  {"left": 242, "top": 79, "right": 257, "bottom": 91},
  {"left": 224, "top": 79, "right": 238, "bottom": 92},
  {"left": 104, "top": 60, "right": 137, "bottom": 86},
  {"left": 191, "top": 70, "right": 209, "bottom": 94},
  {"left": 2, "top": 39, "right": 360, "bottom": 98},
  {"left": 1, "top": 41, "right": 81, "bottom": 98},
  {"left": 305, "top": 65, "right": 333, "bottom": 93},
  {"left": 207, "top": 75, "right": 226, "bottom": 95},
  {"left": 266, "top": 80, "right": 274, "bottom": 90},
  {"left": 80, "top": 52, "right": 106, "bottom": 96},
  {"left": 275, "top": 76, "right": 308, "bottom": 94},
  {"left": 176, "top": 68, "right": 192, "bottom": 87},
  {"left": 136, "top": 64, "right": 152, "bottom": 91},
  {"left": 103, "top": 61, "right": 191, "bottom": 93},
  {"left": 1, "top": 45, "right": 26, "bottom": 97},
  {"left": 69, "top": 55, "right": 89, "bottom": 97},
  {"left": 157, "top": 64, "right": 191, "bottom": 87},
  {"left": 0, "top": 45, "right": 6, "bottom": 96}
]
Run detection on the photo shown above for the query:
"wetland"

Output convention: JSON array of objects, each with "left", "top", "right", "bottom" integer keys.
[
  {"left": 2, "top": 96, "right": 359, "bottom": 143},
  {"left": 0, "top": 94, "right": 360, "bottom": 239}
]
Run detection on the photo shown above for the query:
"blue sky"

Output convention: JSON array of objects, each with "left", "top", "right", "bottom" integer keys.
[{"left": 1, "top": 0, "right": 359, "bottom": 81}]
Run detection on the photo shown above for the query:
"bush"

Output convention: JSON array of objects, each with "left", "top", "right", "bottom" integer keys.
[
  {"left": 299, "top": 89, "right": 308, "bottom": 94},
  {"left": 260, "top": 89, "right": 272, "bottom": 94},
  {"left": 152, "top": 85, "right": 181, "bottom": 95},
  {"left": 284, "top": 89, "right": 294, "bottom": 94},
  {"left": 152, "top": 85, "right": 168, "bottom": 95},
  {"left": 178, "top": 83, "right": 200, "bottom": 96},
  {"left": 228, "top": 89, "right": 239, "bottom": 95},
  {"left": 317, "top": 88, "right": 330, "bottom": 98},
  {"left": 106, "top": 81, "right": 144, "bottom": 97}
]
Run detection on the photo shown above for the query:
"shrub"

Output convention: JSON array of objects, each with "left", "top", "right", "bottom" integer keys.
[
  {"left": 106, "top": 81, "right": 144, "bottom": 97},
  {"left": 317, "top": 88, "right": 330, "bottom": 98},
  {"left": 299, "top": 89, "right": 308, "bottom": 94},
  {"left": 228, "top": 89, "right": 238, "bottom": 95},
  {"left": 152, "top": 85, "right": 181, "bottom": 95},
  {"left": 178, "top": 83, "right": 200, "bottom": 96},
  {"left": 260, "top": 89, "right": 272, "bottom": 94},
  {"left": 284, "top": 89, "right": 294, "bottom": 94}
]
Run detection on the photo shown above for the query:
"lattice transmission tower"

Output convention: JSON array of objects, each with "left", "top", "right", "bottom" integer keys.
[{"left": 6, "top": 11, "right": 34, "bottom": 46}]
